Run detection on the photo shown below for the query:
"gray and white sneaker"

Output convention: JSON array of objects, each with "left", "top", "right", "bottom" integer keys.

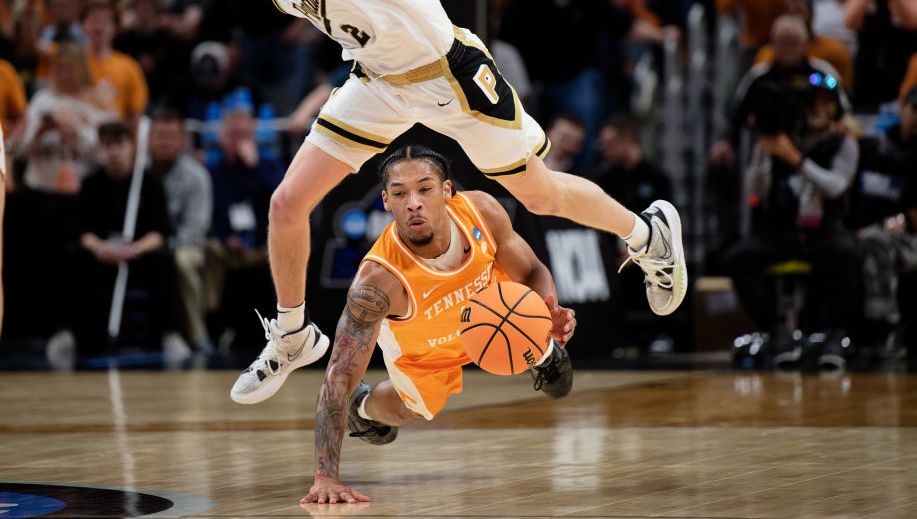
[
  {"left": 230, "top": 311, "right": 330, "bottom": 404},
  {"left": 620, "top": 200, "right": 688, "bottom": 316}
]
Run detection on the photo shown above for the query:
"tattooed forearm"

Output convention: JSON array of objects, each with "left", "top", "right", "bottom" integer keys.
[{"left": 313, "top": 284, "right": 390, "bottom": 479}]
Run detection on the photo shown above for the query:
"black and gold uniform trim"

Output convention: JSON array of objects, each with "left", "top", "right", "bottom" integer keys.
[
  {"left": 314, "top": 115, "right": 391, "bottom": 152},
  {"left": 443, "top": 27, "right": 522, "bottom": 130},
  {"left": 479, "top": 134, "right": 552, "bottom": 178},
  {"left": 270, "top": 0, "right": 332, "bottom": 36}
]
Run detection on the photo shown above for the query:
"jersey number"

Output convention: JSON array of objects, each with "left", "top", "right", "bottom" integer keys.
[
  {"left": 340, "top": 24, "right": 370, "bottom": 47},
  {"left": 473, "top": 64, "right": 500, "bottom": 104}
]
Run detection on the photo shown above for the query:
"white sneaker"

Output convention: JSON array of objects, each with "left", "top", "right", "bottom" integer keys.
[
  {"left": 620, "top": 200, "right": 688, "bottom": 316},
  {"left": 230, "top": 311, "right": 330, "bottom": 404},
  {"left": 46, "top": 329, "right": 76, "bottom": 371},
  {"left": 162, "top": 332, "right": 193, "bottom": 370}
]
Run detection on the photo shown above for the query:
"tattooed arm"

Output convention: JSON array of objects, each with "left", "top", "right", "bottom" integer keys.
[{"left": 301, "top": 262, "right": 409, "bottom": 505}]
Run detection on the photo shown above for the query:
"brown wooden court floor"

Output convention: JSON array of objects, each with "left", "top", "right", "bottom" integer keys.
[{"left": 1, "top": 369, "right": 916, "bottom": 518}]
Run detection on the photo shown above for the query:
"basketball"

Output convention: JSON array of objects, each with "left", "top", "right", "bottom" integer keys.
[{"left": 458, "top": 281, "right": 553, "bottom": 375}]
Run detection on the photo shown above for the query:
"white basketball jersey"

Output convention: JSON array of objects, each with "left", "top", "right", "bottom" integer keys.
[{"left": 271, "top": 0, "right": 455, "bottom": 75}]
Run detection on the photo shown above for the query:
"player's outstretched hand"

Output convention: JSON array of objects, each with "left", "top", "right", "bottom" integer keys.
[
  {"left": 301, "top": 476, "right": 370, "bottom": 504},
  {"left": 544, "top": 294, "right": 576, "bottom": 347}
]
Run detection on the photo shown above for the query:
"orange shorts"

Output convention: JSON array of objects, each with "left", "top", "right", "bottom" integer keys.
[{"left": 381, "top": 352, "right": 472, "bottom": 420}]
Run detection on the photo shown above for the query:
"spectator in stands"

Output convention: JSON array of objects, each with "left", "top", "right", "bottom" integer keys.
[
  {"left": 83, "top": 0, "right": 149, "bottom": 123},
  {"left": 723, "top": 71, "right": 861, "bottom": 372},
  {"left": 0, "top": 57, "right": 27, "bottom": 141},
  {"left": 853, "top": 86, "right": 917, "bottom": 369},
  {"left": 543, "top": 114, "right": 586, "bottom": 173},
  {"left": 709, "top": 15, "right": 846, "bottom": 170},
  {"left": 590, "top": 116, "right": 672, "bottom": 214},
  {"left": 236, "top": 5, "right": 312, "bottom": 116},
  {"left": 754, "top": 0, "right": 853, "bottom": 89},
  {"left": 115, "top": 0, "right": 192, "bottom": 111},
  {"left": 149, "top": 109, "right": 213, "bottom": 354},
  {"left": 206, "top": 106, "right": 282, "bottom": 354},
  {"left": 852, "top": 86, "right": 917, "bottom": 229},
  {"left": 19, "top": 42, "right": 112, "bottom": 193},
  {"left": 3, "top": 0, "right": 43, "bottom": 85},
  {"left": 845, "top": 0, "right": 917, "bottom": 110},
  {"left": 812, "top": 0, "right": 858, "bottom": 57},
  {"left": 165, "top": 41, "right": 257, "bottom": 122},
  {"left": 35, "top": 0, "right": 86, "bottom": 82},
  {"left": 717, "top": 0, "right": 788, "bottom": 74},
  {"left": 159, "top": 0, "right": 205, "bottom": 42},
  {"left": 501, "top": 0, "right": 677, "bottom": 168},
  {"left": 47, "top": 121, "right": 189, "bottom": 370}
]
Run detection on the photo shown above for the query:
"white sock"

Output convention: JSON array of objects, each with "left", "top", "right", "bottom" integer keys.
[
  {"left": 357, "top": 393, "right": 373, "bottom": 420},
  {"left": 622, "top": 213, "right": 650, "bottom": 251},
  {"left": 277, "top": 301, "right": 305, "bottom": 332},
  {"left": 534, "top": 340, "right": 556, "bottom": 367}
]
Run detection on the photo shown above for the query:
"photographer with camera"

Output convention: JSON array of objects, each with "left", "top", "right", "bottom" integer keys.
[
  {"left": 723, "top": 42, "right": 861, "bottom": 371},
  {"left": 709, "top": 16, "right": 848, "bottom": 249}
]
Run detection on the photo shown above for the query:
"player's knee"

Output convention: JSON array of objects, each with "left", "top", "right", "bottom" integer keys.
[
  {"left": 508, "top": 162, "right": 563, "bottom": 216},
  {"left": 518, "top": 191, "right": 562, "bottom": 216},
  {"left": 269, "top": 185, "right": 310, "bottom": 226},
  {"left": 395, "top": 403, "right": 421, "bottom": 424}
]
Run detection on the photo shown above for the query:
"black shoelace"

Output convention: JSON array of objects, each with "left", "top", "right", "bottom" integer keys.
[{"left": 532, "top": 358, "right": 559, "bottom": 391}]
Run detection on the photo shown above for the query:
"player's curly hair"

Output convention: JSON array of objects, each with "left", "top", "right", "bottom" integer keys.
[{"left": 378, "top": 146, "right": 453, "bottom": 193}]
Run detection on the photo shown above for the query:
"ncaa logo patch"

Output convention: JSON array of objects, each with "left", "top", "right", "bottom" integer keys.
[{"left": 472, "top": 227, "right": 483, "bottom": 241}]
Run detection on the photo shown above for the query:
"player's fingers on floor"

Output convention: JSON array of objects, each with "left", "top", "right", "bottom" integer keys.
[
  {"left": 318, "top": 493, "right": 329, "bottom": 504},
  {"left": 339, "top": 492, "right": 356, "bottom": 503},
  {"left": 347, "top": 488, "right": 370, "bottom": 501}
]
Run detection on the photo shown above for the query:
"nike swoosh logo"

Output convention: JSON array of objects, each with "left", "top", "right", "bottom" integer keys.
[
  {"left": 422, "top": 284, "right": 444, "bottom": 299},
  {"left": 655, "top": 221, "right": 672, "bottom": 260},
  {"left": 286, "top": 332, "right": 309, "bottom": 361},
  {"left": 437, "top": 99, "right": 453, "bottom": 107}
]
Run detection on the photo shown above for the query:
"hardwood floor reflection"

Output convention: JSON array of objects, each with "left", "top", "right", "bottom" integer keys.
[{"left": 1, "top": 370, "right": 915, "bottom": 518}]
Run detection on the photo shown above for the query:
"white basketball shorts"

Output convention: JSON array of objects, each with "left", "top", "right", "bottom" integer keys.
[{"left": 305, "top": 27, "right": 551, "bottom": 178}]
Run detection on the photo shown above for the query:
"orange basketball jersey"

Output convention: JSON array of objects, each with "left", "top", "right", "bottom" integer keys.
[{"left": 361, "top": 192, "right": 509, "bottom": 417}]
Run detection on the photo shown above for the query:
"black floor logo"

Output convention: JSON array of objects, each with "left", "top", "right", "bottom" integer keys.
[{"left": 0, "top": 482, "right": 184, "bottom": 518}]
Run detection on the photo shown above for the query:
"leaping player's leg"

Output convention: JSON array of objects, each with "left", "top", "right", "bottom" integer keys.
[
  {"left": 230, "top": 143, "right": 350, "bottom": 404},
  {"left": 500, "top": 156, "right": 688, "bottom": 317},
  {"left": 421, "top": 28, "right": 688, "bottom": 316},
  {"left": 268, "top": 142, "right": 352, "bottom": 310},
  {"left": 230, "top": 76, "right": 412, "bottom": 404},
  {"left": 499, "top": 155, "right": 637, "bottom": 236}
]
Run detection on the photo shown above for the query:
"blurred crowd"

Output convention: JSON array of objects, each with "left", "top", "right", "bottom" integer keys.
[
  {"left": 0, "top": 0, "right": 915, "bottom": 372},
  {"left": 709, "top": 0, "right": 917, "bottom": 372}
]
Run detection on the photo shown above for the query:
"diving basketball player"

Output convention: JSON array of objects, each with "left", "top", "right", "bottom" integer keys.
[
  {"left": 230, "top": 0, "right": 686, "bottom": 404},
  {"left": 301, "top": 147, "right": 576, "bottom": 503}
]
